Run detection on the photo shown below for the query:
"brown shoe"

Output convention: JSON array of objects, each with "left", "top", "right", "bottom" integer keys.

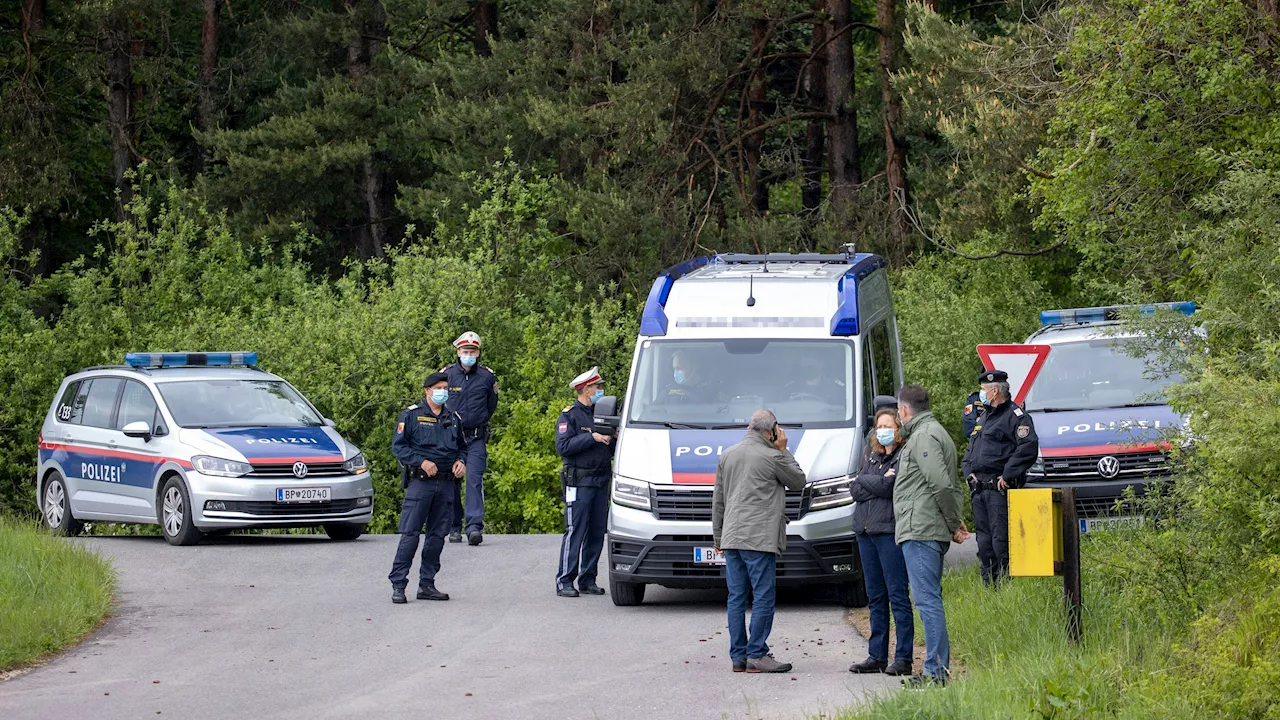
[{"left": 746, "top": 654, "right": 793, "bottom": 673}]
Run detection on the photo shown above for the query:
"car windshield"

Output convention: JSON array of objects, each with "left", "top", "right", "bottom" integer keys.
[
  {"left": 627, "top": 339, "right": 855, "bottom": 428},
  {"left": 156, "top": 379, "right": 324, "bottom": 428},
  {"left": 1023, "top": 337, "right": 1183, "bottom": 412}
]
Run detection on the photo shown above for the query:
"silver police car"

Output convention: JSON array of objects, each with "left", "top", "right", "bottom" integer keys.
[{"left": 37, "top": 352, "right": 374, "bottom": 545}]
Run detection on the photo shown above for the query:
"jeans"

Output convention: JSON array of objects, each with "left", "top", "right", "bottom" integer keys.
[
  {"left": 901, "top": 539, "right": 950, "bottom": 679},
  {"left": 724, "top": 549, "right": 777, "bottom": 662},
  {"left": 451, "top": 437, "right": 488, "bottom": 534},
  {"left": 388, "top": 476, "right": 455, "bottom": 589},
  {"left": 972, "top": 489, "right": 1009, "bottom": 587},
  {"left": 556, "top": 484, "right": 609, "bottom": 589},
  {"left": 856, "top": 533, "right": 914, "bottom": 664}
]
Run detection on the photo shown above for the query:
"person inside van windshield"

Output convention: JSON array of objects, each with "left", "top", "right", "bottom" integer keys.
[
  {"left": 785, "top": 356, "right": 843, "bottom": 402},
  {"left": 663, "top": 349, "right": 725, "bottom": 405}
]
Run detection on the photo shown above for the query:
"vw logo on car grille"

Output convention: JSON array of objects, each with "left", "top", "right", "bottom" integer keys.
[
  {"left": 1097, "top": 456, "right": 1121, "bottom": 479},
  {"left": 292, "top": 461, "right": 309, "bottom": 479}
]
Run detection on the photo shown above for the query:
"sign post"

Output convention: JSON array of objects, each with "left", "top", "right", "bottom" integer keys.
[{"left": 1007, "top": 487, "right": 1083, "bottom": 643}]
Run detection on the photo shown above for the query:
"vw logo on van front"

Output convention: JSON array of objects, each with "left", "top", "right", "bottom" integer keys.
[
  {"left": 292, "top": 461, "right": 309, "bottom": 479},
  {"left": 1096, "top": 456, "right": 1120, "bottom": 479}
]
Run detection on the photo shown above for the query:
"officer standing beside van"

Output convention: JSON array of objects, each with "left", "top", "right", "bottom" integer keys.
[
  {"left": 554, "top": 366, "right": 614, "bottom": 598},
  {"left": 961, "top": 369, "right": 1039, "bottom": 588},
  {"left": 442, "top": 331, "right": 498, "bottom": 546},
  {"left": 389, "top": 372, "right": 466, "bottom": 604}
]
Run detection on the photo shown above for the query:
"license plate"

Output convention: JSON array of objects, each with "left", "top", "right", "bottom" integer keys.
[
  {"left": 277, "top": 486, "right": 331, "bottom": 503},
  {"left": 694, "top": 547, "right": 725, "bottom": 565},
  {"left": 1080, "top": 515, "right": 1143, "bottom": 534}
]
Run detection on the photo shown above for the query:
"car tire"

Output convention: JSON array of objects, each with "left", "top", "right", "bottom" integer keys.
[
  {"left": 324, "top": 523, "right": 366, "bottom": 541},
  {"left": 42, "top": 472, "right": 84, "bottom": 537},
  {"left": 609, "top": 579, "right": 646, "bottom": 606},
  {"left": 158, "top": 476, "right": 203, "bottom": 547},
  {"left": 837, "top": 579, "right": 869, "bottom": 608}
]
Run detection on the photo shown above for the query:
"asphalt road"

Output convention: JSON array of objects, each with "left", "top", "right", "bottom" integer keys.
[{"left": 1, "top": 534, "right": 976, "bottom": 720}]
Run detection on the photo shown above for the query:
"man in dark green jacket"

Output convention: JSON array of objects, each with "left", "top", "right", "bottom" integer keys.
[{"left": 893, "top": 385, "right": 969, "bottom": 687}]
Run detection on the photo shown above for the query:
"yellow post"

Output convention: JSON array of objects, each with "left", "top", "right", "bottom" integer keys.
[{"left": 1008, "top": 488, "right": 1062, "bottom": 577}]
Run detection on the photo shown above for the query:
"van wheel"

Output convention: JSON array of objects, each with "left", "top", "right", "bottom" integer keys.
[
  {"left": 43, "top": 473, "right": 84, "bottom": 537},
  {"left": 159, "top": 477, "right": 203, "bottom": 546},
  {"left": 324, "top": 523, "right": 365, "bottom": 541},
  {"left": 610, "top": 579, "right": 646, "bottom": 606},
  {"left": 837, "top": 579, "right": 869, "bottom": 608}
]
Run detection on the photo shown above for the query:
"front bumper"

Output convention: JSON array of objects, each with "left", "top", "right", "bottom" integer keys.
[{"left": 188, "top": 470, "right": 375, "bottom": 529}]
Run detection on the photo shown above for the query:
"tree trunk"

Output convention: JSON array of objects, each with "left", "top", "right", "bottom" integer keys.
[
  {"left": 343, "top": 0, "right": 389, "bottom": 258},
  {"left": 825, "top": 0, "right": 862, "bottom": 226},
  {"left": 922, "top": 0, "right": 938, "bottom": 10},
  {"left": 744, "top": 18, "right": 770, "bottom": 215},
  {"left": 878, "top": 0, "right": 910, "bottom": 257},
  {"left": 104, "top": 9, "right": 134, "bottom": 220},
  {"left": 473, "top": 1, "right": 499, "bottom": 57},
  {"left": 195, "top": 0, "right": 221, "bottom": 173},
  {"left": 21, "top": 0, "right": 45, "bottom": 34},
  {"left": 802, "top": 8, "right": 827, "bottom": 217}
]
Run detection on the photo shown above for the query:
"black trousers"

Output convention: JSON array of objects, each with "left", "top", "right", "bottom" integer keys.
[
  {"left": 388, "top": 475, "right": 455, "bottom": 589},
  {"left": 971, "top": 488, "right": 1010, "bottom": 587}
]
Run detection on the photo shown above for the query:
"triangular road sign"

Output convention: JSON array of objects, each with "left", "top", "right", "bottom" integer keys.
[{"left": 976, "top": 344, "right": 1052, "bottom": 406}]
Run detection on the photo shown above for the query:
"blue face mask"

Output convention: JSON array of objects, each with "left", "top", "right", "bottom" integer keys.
[
  {"left": 673, "top": 370, "right": 687, "bottom": 385},
  {"left": 592, "top": 389, "right": 604, "bottom": 403},
  {"left": 460, "top": 355, "right": 477, "bottom": 368},
  {"left": 430, "top": 388, "right": 449, "bottom": 405},
  {"left": 979, "top": 389, "right": 989, "bottom": 405},
  {"left": 875, "top": 428, "right": 897, "bottom": 447}
]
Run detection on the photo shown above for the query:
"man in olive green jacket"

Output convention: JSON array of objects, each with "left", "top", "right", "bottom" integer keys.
[
  {"left": 712, "top": 410, "right": 807, "bottom": 674},
  {"left": 893, "top": 385, "right": 969, "bottom": 687}
]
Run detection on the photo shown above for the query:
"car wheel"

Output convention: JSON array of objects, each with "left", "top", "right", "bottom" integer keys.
[
  {"left": 837, "top": 579, "right": 869, "bottom": 608},
  {"left": 324, "top": 523, "right": 366, "bottom": 541},
  {"left": 609, "top": 579, "right": 646, "bottom": 606},
  {"left": 159, "top": 476, "right": 203, "bottom": 546},
  {"left": 42, "top": 473, "right": 84, "bottom": 537}
]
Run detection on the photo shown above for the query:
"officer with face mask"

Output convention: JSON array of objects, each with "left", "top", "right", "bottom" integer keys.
[
  {"left": 554, "top": 366, "right": 615, "bottom": 597},
  {"left": 962, "top": 386, "right": 987, "bottom": 440},
  {"left": 441, "top": 331, "right": 499, "bottom": 546}
]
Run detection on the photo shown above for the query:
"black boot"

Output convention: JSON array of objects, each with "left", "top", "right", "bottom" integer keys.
[
  {"left": 417, "top": 582, "right": 449, "bottom": 601},
  {"left": 391, "top": 587, "right": 407, "bottom": 604},
  {"left": 849, "top": 657, "right": 887, "bottom": 674},
  {"left": 883, "top": 659, "right": 913, "bottom": 676},
  {"left": 556, "top": 586, "right": 580, "bottom": 598}
]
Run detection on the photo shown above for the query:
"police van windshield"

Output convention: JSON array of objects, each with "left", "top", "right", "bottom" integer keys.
[
  {"left": 155, "top": 379, "right": 324, "bottom": 428},
  {"left": 1022, "top": 338, "right": 1183, "bottom": 412},
  {"left": 627, "top": 339, "right": 855, "bottom": 428}
]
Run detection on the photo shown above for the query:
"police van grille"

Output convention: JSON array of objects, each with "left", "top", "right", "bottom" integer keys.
[
  {"left": 1036, "top": 450, "right": 1170, "bottom": 480},
  {"left": 629, "top": 535, "right": 830, "bottom": 578},
  {"left": 651, "top": 487, "right": 807, "bottom": 522},
  {"left": 222, "top": 499, "right": 360, "bottom": 516},
  {"left": 247, "top": 461, "right": 348, "bottom": 478}
]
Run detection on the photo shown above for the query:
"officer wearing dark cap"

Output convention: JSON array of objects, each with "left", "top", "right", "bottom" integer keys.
[
  {"left": 961, "top": 369, "right": 1039, "bottom": 588},
  {"left": 554, "top": 366, "right": 615, "bottom": 597},
  {"left": 962, "top": 388, "right": 986, "bottom": 439},
  {"left": 388, "top": 372, "right": 466, "bottom": 604}
]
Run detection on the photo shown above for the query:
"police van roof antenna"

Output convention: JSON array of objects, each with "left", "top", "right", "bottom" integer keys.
[
  {"left": 746, "top": 274, "right": 756, "bottom": 307},
  {"left": 842, "top": 242, "right": 857, "bottom": 257}
]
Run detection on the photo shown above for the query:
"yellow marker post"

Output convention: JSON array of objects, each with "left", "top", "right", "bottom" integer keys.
[{"left": 1008, "top": 488, "right": 1062, "bottom": 577}]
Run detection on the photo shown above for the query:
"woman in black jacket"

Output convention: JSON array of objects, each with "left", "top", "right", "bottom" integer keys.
[{"left": 848, "top": 407, "right": 914, "bottom": 676}]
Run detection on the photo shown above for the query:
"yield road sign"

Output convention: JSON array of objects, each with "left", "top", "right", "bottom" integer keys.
[{"left": 976, "top": 344, "right": 1051, "bottom": 406}]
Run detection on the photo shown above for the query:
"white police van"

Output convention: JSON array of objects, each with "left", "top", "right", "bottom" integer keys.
[
  {"left": 1021, "top": 303, "right": 1192, "bottom": 532},
  {"left": 604, "top": 250, "right": 902, "bottom": 606},
  {"left": 37, "top": 352, "right": 374, "bottom": 545}
]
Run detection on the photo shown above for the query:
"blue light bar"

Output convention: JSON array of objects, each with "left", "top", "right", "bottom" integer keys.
[
  {"left": 1039, "top": 302, "right": 1195, "bottom": 326},
  {"left": 829, "top": 254, "right": 885, "bottom": 336},
  {"left": 125, "top": 352, "right": 259, "bottom": 368},
  {"left": 639, "top": 256, "right": 712, "bottom": 336}
]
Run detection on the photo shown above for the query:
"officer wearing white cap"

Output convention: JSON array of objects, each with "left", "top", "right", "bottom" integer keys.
[
  {"left": 554, "top": 366, "right": 615, "bottom": 597},
  {"left": 441, "top": 331, "right": 498, "bottom": 546}
]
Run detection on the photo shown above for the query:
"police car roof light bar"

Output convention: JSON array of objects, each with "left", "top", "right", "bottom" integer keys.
[
  {"left": 1039, "top": 301, "right": 1195, "bottom": 327},
  {"left": 124, "top": 352, "right": 259, "bottom": 368}
]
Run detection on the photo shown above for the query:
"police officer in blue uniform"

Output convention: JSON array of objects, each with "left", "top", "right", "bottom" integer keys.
[
  {"left": 962, "top": 389, "right": 986, "bottom": 439},
  {"left": 555, "top": 366, "right": 615, "bottom": 598},
  {"left": 442, "top": 331, "right": 498, "bottom": 546},
  {"left": 388, "top": 372, "right": 466, "bottom": 604},
  {"left": 961, "top": 369, "right": 1039, "bottom": 588}
]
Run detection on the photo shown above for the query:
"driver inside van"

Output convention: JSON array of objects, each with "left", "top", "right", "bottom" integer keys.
[
  {"left": 784, "top": 356, "right": 844, "bottom": 402},
  {"left": 662, "top": 349, "right": 725, "bottom": 405}
]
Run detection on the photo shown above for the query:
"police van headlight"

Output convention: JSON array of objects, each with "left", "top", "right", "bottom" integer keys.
[
  {"left": 192, "top": 455, "right": 253, "bottom": 478},
  {"left": 612, "top": 476, "right": 651, "bottom": 511},
  {"left": 809, "top": 476, "right": 853, "bottom": 511},
  {"left": 343, "top": 453, "right": 367, "bottom": 474},
  {"left": 1029, "top": 456, "right": 1046, "bottom": 476}
]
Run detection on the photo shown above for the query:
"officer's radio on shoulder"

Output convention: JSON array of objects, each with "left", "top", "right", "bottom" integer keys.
[{"left": 593, "top": 395, "right": 620, "bottom": 436}]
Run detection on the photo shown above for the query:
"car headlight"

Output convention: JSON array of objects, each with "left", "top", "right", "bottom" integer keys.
[
  {"left": 192, "top": 455, "right": 252, "bottom": 478},
  {"left": 612, "top": 476, "right": 651, "bottom": 511},
  {"left": 809, "top": 476, "right": 853, "bottom": 511},
  {"left": 344, "top": 453, "right": 367, "bottom": 474},
  {"left": 1029, "top": 456, "right": 1045, "bottom": 475}
]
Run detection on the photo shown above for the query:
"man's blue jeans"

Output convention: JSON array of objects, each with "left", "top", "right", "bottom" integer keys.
[
  {"left": 856, "top": 533, "right": 914, "bottom": 664},
  {"left": 901, "top": 539, "right": 950, "bottom": 679},
  {"left": 724, "top": 549, "right": 777, "bottom": 662}
]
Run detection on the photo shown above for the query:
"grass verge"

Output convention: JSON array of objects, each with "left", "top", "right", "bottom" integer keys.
[{"left": 0, "top": 517, "right": 115, "bottom": 672}]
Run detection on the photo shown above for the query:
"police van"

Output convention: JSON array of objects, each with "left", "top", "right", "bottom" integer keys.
[
  {"left": 604, "top": 250, "right": 902, "bottom": 606},
  {"left": 1021, "top": 304, "right": 1192, "bottom": 532},
  {"left": 37, "top": 352, "right": 374, "bottom": 545}
]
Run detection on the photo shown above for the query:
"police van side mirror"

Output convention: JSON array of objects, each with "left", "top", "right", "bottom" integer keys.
[
  {"left": 323, "top": 417, "right": 337, "bottom": 428},
  {"left": 594, "top": 395, "right": 620, "bottom": 435},
  {"left": 122, "top": 421, "right": 153, "bottom": 441}
]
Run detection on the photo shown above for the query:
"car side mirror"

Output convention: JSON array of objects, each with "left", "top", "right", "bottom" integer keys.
[
  {"left": 324, "top": 418, "right": 337, "bottom": 428},
  {"left": 594, "top": 395, "right": 620, "bottom": 435},
  {"left": 122, "top": 421, "right": 153, "bottom": 441}
]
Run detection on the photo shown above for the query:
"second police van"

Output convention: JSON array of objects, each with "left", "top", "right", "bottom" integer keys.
[{"left": 604, "top": 249, "right": 901, "bottom": 606}]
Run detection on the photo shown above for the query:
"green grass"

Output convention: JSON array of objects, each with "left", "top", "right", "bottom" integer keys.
[{"left": 0, "top": 517, "right": 115, "bottom": 671}]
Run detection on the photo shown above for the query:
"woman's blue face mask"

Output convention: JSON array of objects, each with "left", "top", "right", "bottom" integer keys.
[{"left": 875, "top": 428, "right": 897, "bottom": 447}]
